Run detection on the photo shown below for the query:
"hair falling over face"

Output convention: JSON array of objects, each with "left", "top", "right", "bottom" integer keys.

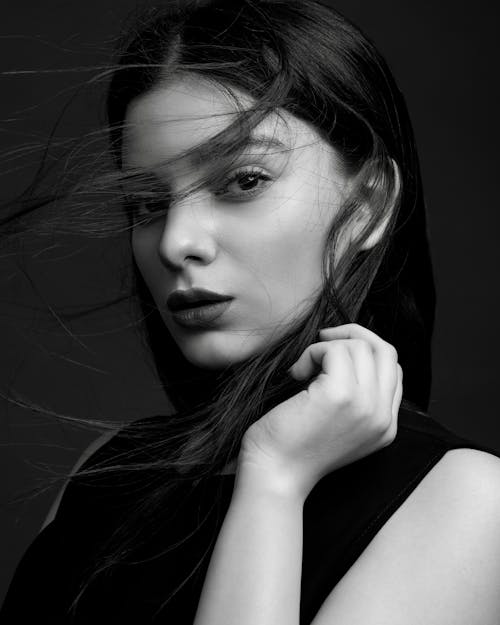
[{"left": 0, "top": 0, "right": 436, "bottom": 613}]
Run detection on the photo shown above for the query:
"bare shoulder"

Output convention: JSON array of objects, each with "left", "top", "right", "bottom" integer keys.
[
  {"left": 39, "top": 429, "right": 118, "bottom": 533},
  {"left": 423, "top": 446, "right": 500, "bottom": 497},
  {"left": 369, "top": 447, "right": 500, "bottom": 552},
  {"left": 372, "top": 447, "right": 500, "bottom": 548},
  {"left": 409, "top": 447, "right": 500, "bottom": 537},
  {"left": 310, "top": 448, "right": 500, "bottom": 625},
  {"left": 433, "top": 445, "right": 500, "bottom": 478}
]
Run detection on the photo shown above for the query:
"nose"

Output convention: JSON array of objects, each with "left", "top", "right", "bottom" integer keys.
[{"left": 157, "top": 197, "right": 217, "bottom": 271}]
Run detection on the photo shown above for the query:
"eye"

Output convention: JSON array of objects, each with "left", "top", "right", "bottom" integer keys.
[
  {"left": 126, "top": 194, "right": 169, "bottom": 226},
  {"left": 214, "top": 166, "right": 273, "bottom": 200}
]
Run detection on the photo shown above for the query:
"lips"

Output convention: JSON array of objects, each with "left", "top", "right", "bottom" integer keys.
[
  {"left": 166, "top": 288, "right": 234, "bottom": 329},
  {"left": 166, "top": 288, "right": 233, "bottom": 312}
]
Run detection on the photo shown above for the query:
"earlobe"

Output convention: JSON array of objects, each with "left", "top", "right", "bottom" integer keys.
[
  {"left": 358, "top": 210, "right": 392, "bottom": 251},
  {"left": 358, "top": 158, "right": 401, "bottom": 251}
]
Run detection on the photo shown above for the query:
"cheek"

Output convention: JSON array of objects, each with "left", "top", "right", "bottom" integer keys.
[
  {"left": 249, "top": 210, "right": 328, "bottom": 290},
  {"left": 224, "top": 210, "right": 328, "bottom": 326},
  {"left": 272, "top": 229, "right": 325, "bottom": 309}
]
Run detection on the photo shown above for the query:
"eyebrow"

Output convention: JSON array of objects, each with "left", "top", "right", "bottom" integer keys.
[
  {"left": 192, "top": 133, "right": 290, "bottom": 162},
  {"left": 244, "top": 134, "right": 290, "bottom": 153},
  {"left": 125, "top": 133, "right": 290, "bottom": 177},
  {"left": 179, "top": 132, "right": 290, "bottom": 173}
]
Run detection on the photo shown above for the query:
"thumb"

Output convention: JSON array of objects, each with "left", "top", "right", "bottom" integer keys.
[{"left": 288, "top": 342, "right": 329, "bottom": 381}]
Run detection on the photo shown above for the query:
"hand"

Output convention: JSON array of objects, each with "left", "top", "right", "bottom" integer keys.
[{"left": 238, "top": 323, "right": 403, "bottom": 499}]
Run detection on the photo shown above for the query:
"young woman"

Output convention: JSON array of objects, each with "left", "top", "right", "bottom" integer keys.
[{"left": 2, "top": 1, "right": 500, "bottom": 623}]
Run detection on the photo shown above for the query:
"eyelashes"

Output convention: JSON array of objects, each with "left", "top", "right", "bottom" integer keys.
[
  {"left": 213, "top": 166, "right": 274, "bottom": 200},
  {"left": 125, "top": 165, "right": 275, "bottom": 224},
  {"left": 124, "top": 192, "right": 170, "bottom": 226}
]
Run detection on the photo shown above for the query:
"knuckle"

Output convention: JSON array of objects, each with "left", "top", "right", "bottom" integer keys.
[
  {"left": 330, "top": 384, "right": 354, "bottom": 406},
  {"left": 341, "top": 322, "right": 360, "bottom": 333},
  {"left": 374, "top": 417, "right": 389, "bottom": 437},
  {"left": 378, "top": 434, "right": 393, "bottom": 449},
  {"left": 332, "top": 390, "right": 352, "bottom": 408},
  {"left": 381, "top": 421, "right": 398, "bottom": 447},
  {"left": 373, "top": 410, "right": 392, "bottom": 435},
  {"left": 360, "top": 339, "right": 373, "bottom": 354},
  {"left": 308, "top": 341, "right": 322, "bottom": 350},
  {"left": 383, "top": 342, "right": 398, "bottom": 360},
  {"left": 326, "top": 340, "right": 348, "bottom": 356},
  {"left": 351, "top": 338, "right": 367, "bottom": 350}
]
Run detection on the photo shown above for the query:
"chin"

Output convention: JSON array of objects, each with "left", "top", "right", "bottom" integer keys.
[{"left": 174, "top": 330, "right": 264, "bottom": 370}]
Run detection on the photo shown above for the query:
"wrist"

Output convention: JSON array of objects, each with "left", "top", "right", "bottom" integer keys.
[{"left": 234, "top": 453, "right": 309, "bottom": 505}]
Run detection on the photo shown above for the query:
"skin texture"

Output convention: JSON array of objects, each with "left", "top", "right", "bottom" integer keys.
[{"left": 124, "top": 74, "right": 376, "bottom": 370}]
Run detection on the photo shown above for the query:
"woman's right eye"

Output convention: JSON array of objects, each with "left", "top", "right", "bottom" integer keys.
[
  {"left": 127, "top": 196, "right": 168, "bottom": 224},
  {"left": 138, "top": 197, "right": 166, "bottom": 214}
]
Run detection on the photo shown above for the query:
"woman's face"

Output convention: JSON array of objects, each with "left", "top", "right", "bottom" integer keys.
[{"left": 124, "top": 75, "right": 354, "bottom": 369}]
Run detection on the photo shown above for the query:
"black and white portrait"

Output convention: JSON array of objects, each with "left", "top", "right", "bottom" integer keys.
[{"left": 1, "top": 1, "right": 499, "bottom": 623}]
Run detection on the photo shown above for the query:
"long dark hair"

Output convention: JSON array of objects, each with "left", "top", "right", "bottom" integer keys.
[
  {"left": 105, "top": 0, "right": 435, "bottom": 461},
  {"left": 2, "top": 0, "right": 435, "bottom": 615}
]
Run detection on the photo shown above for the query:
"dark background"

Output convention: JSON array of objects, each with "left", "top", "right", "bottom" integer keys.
[{"left": 1, "top": 0, "right": 499, "bottom": 607}]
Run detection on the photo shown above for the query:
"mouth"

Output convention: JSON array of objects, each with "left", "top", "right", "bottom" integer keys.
[{"left": 166, "top": 288, "right": 234, "bottom": 328}]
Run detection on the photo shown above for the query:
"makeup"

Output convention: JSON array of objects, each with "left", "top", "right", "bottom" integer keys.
[{"left": 167, "top": 288, "right": 234, "bottom": 328}]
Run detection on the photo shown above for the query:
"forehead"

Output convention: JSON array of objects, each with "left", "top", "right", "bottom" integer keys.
[{"left": 122, "top": 74, "right": 327, "bottom": 170}]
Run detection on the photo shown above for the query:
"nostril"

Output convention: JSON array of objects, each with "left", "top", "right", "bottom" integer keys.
[
  {"left": 156, "top": 207, "right": 217, "bottom": 268},
  {"left": 157, "top": 236, "right": 217, "bottom": 270}
]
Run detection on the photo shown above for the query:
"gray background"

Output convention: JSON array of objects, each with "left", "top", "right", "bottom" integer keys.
[{"left": 1, "top": 0, "right": 499, "bottom": 607}]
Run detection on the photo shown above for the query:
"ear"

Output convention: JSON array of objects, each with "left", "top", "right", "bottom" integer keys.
[{"left": 355, "top": 158, "right": 401, "bottom": 251}]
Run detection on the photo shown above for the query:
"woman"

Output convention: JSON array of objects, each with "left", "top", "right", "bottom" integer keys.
[{"left": 2, "top": 0, "right": 500, "bottom": 623}]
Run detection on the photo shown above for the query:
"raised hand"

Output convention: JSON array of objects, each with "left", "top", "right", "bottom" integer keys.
[{"left": 238, "top": 323, "right": 403, "bottom": 499}]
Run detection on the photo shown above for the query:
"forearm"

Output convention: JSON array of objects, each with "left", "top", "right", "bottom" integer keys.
[{"left": 192, "top": 463, "right": 305, "bottom": 625}]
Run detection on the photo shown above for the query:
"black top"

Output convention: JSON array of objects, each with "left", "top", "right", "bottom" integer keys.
[{"left": 2, "top": 406, "right": 498, "bottom": 624}]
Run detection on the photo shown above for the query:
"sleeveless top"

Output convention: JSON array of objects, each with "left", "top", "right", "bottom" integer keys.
[{"left": 1, "top": 405, "right": 499, "bottom": 624}]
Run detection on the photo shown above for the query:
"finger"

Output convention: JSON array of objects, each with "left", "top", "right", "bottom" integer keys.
[
  {"left": 290, "top": 340, "right": 355, "bottom": 391},
  {"left": 318, "top": 323, "right": 388, "bottom": 354},
  {"left": 343, "top": 338, "right": 377, "bottom": 389},
  {"left": 319, "top": 323, "right": 398, "bottom": 398}
]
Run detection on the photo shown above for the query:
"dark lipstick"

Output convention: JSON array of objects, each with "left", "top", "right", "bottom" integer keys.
[{"left": 166, "top": 288, "right": 234, "bottom": 328}]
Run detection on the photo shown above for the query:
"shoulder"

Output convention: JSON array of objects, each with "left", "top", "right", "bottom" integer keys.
[
  {"left": 377, "top": 447, "right": 500, "bottom": 571},
  {"left": 425, "top": 447, "right": 500, "bottom": 502},
  {"left": 40, "top": 429, "right": 119, "bottom": 532},
  {"left": 310, "top": 448, "right": 500, "bottom": 624},
  {"left": 415, "top": 447, "right": 500, "bottom": 547},
  {"left": 395, "top": 447, "right": 500, "bottom": 544}
]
